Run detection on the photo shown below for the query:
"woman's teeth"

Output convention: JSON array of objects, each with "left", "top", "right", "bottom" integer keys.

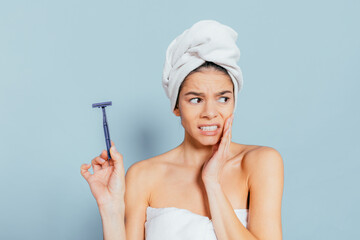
[{"left": 200, "top": 125, "right": 218, "bottom": 131}]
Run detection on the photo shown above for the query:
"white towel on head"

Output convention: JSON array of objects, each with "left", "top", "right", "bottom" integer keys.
[{"left": 162, "top": 19, "right": 244, "bottom": 112}]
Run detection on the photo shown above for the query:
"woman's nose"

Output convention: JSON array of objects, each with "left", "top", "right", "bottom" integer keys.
[{"left": 200, "top": 100, "right": 218, "bottom": 119}]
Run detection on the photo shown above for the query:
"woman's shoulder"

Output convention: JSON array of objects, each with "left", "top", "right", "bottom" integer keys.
[
  {"left": 231, "top": 143, "right": 282, "bottom": 170},
  {"left": 125, "top": 148, "right": 179, "bottom": 206},
  {"left": 240, "top": 143, "right": 282, "bottom": 162},
  {"left": 125, "top": 147, "right": 178, "bottom": 179},
  {"left": 236, "top": 143, "right": 283, "bottom": 186}
]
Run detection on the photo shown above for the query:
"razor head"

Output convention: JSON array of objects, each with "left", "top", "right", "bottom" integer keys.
[{"left": 92, "top": 101, "right": 112, "bottom": 108}]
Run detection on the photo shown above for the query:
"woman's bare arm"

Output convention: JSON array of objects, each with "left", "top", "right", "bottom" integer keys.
[
  {"left": 204, "top": 146, "right": 284, "bottom": 240},
  {"left": 124, "top": 161, "right": 152, "bottom": 240},
  {"left": 80, "top": 141, "right": 127, "bottom": 240},
  {"left": 99, "top": 202, "right": 125, "bottom": 240}
]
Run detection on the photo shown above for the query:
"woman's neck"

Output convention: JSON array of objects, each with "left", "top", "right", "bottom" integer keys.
[{"left": 177, "top": 132, "right": 218, "bottom": 167}]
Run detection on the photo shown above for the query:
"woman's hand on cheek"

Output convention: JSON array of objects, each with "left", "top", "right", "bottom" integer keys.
[{"left": 201, "top": 114, "right": 234, "bottom": 185}]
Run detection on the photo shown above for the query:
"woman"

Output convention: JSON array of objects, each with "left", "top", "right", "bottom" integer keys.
[{"left": 81, "top": 20, "right": 284, "bottom": 240}]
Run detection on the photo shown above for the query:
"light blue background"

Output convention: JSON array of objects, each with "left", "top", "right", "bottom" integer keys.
[{"left": 0, "top": 0, "right": 359, "bottom": 239}]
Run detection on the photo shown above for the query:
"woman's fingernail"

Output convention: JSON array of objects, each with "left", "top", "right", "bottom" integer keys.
[
  {"left": 112, "top": 146, "right": 116, "bottom": 152},
  {"left": 100, "top": 158, "right": 105, "bottom": 163}
]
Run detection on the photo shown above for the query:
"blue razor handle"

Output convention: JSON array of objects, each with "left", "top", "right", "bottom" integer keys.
[
  {"left": 102, "top": 107, "right": 111, "bottom": 160},
  {"left": 92, "top": 101, "right": 112, "bottom": 161}
]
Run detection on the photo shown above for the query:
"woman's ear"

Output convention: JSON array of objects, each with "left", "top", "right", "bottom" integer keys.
[{"left": 173, "top": 107, "right": 181, "bottom": 117}]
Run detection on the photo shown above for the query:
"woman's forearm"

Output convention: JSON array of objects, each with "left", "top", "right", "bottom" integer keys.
[{"left": 99, "top": 203, "right": 126, "bottom": 240}]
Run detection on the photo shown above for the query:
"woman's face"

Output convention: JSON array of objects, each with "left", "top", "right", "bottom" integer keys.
[{"left": 173, "top": 69, "right": 234, "bottom": 146}]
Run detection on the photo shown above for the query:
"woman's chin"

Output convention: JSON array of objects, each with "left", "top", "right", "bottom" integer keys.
[
  {"left": 197, "top": 136, "right": 220, "bottom": 146},
  {"left": 185, "top": 130, "right": 221, "bottom": 146}
]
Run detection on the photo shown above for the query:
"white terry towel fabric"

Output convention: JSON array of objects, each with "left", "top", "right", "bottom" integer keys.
[
  {"left": 145, "top": 206, "right": 249, "bottom": 240},
  {"left": 162, "top": 19, "right": 244, "bottom": 112}
]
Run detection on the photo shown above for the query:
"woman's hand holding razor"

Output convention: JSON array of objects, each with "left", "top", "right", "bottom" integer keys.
[
  {"left": 80, "top": 140, "right": 125, "bottom": 212},
  {"left": 81, "top": 140, "right": 126, "bottom": 240}
]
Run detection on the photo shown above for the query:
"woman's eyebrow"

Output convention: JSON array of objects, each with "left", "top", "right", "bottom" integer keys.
[{"left": 184, "top": 90, "right": 232, "bottom": 96}]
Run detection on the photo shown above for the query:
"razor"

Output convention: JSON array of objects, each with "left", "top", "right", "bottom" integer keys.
[{"left": 92, "top": 101, "right": 112, "bottom": 162}]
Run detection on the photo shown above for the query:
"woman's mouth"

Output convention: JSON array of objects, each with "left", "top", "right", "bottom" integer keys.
[{"left": 198, "top": 124, "right": 220, "bottom": 136}]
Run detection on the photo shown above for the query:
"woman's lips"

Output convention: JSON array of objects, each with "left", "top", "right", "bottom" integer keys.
[{"left": 198, "top": 125, "right": 221, "bottom": 136}]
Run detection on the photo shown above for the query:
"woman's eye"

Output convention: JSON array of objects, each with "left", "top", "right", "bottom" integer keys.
[
  {"left": 218, "top": 97, "right": 230, "bottom": 103},
  {"left": 190, "top": 98, "right": 202, "bottom": 104}
]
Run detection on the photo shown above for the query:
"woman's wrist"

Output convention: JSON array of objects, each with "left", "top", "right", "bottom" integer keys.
[
  {"left": 99, "top": 206, "right": 124, "bottom": 219},
  {"left": 203, "top": 179, "right": 221, "bottom": 188},
  {"left": 98, "top": 203, "right": 126, "bottom": 240},
  {"left": 98, "top": 200, "right": 125, "bottom": 216}
]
